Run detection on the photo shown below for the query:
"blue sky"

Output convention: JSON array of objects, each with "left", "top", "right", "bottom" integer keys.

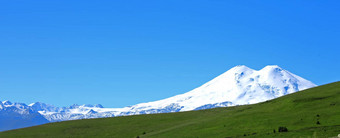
[{"left": 0, "top": 0, "right": 339, "bottom": 107}]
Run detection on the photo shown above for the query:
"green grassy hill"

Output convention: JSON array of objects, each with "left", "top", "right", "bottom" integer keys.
[{"left": 1, "top": 82, "right": 340, "bottom": 138}]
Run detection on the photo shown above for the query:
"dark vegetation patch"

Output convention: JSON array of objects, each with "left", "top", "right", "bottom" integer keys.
[
  {"left": 278, "top": 126, "right": 288, "bottom": 132},
  {"left": 293, "top": 96, "right": 332, "bottom": 103},
  {"left": 235, "top": 107, "right": 252, "bottom": 112}
]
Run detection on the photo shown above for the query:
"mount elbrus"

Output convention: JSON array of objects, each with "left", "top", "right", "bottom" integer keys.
[{"left": 0, "top": 65, "right": 316, "bottom": 131}]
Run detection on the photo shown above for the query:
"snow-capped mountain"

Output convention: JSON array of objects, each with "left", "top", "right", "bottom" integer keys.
[
  {"left": 0, "top": 101, "right": 49, "bottom": 131},
  {"left": 124, "top": 65, "right": 316, "bottom": 112},
  {"left": 34, "top": 103, "right": 111, "bottom": 122},
  {"left": 0, "top": 65, "right": 316, "bottom": 131}
]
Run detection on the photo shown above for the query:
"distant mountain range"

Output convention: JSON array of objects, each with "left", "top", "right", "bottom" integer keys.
[{"left": 0, "top": 65, "right": 316, "bottom": 131}]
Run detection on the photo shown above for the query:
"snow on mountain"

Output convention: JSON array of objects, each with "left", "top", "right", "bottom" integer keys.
[
  {"left": 34, "top": 65, "right": 316, "bottom": 122},
  {"left": 29, "top": 102, "right": 62, "bottom": 112},
  {"left": 117, "top": 65, "right": 316, "bottom": 113},
  {"left": 37, "top": 104, "right": 114, "bottom": 122},
  {"left": 0, "top": 101, "right": 49, "bottom": 131},
  {"left": 0, "top": 65, "right": 317, "bottom": 130}
]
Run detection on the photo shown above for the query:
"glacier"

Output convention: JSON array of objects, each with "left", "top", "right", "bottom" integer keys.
[{"left": 0, "top": 65, "right": 316, "bottom": 131}]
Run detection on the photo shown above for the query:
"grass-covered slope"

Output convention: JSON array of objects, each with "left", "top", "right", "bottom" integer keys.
[{"left": 1, "top": 82, "right": 339, "bottom": 138}]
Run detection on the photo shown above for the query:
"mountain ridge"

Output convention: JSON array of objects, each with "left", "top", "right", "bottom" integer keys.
[{"left": 0, "top": 65, "right": 316, "bottom": 131}]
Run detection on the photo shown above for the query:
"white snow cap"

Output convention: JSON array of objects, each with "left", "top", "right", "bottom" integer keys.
[
  {"left": 123, "top": 65, "right": 316, "bottom": 112},
  {"left": 2, "top": 100, "right": 13, "bottom": 105}
]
